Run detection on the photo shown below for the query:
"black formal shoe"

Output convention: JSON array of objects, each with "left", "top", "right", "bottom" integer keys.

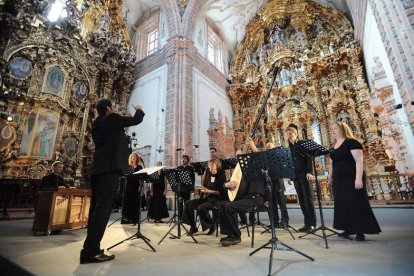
[
  {"left": 80, "top": 253, "right": 115, "bottom": 264},
  {"left": 120, "top": 219, "right": 130, "bottom": 224},
  {"left": 338, "top": 231, "right": 351, "bottom": 238},
  {"left": 221, "top": 237, "right": 241, "bottom": 247},
  {"left": 298, "top": 226, "right": 308, "bottom": 232},
  {"left": 189, "top": 226, "right": 198, "bottom": 235},
  {"left": 306, "top": 226, "right": 315, "bottom": 233},
  {"left": 206, "top": 226, "right": 215, "bottom": 235},
  {"left": 355, "top": 234, "right": 365, "bottom": 241}
]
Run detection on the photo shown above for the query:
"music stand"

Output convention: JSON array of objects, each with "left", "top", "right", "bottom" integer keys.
[
  {"left": 238, "top": 148, "right": 314, "bottom": 276},
  {"left": 221, "top": 158, "right": 238, "bottom": 170},
  {"left": 107, "top": 170, "right": 156, "bottom": 252},
  {"left": 158, "top": 169, "right": 198, "bottom": 244},
  {"left": 293, "top": 140, "right": 340, "bottom": 249}
]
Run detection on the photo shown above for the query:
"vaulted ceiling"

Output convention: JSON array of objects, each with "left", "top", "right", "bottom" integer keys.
[{"left": 123, "top": 0, "right": 352, "bottom": 50}]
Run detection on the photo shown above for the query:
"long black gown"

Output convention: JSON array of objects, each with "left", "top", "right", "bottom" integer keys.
[
  {"left": 147, "top": 170, "right": 169, "bottom": 221},
  {"left": 122, "top": 165, "right": 143, "bottom": 223},
  {"left": 330, "top": 138, "right": 381, "bottom": 235}
]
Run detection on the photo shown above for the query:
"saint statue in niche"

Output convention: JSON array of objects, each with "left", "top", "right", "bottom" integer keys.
[{"left": 279, "top": 67, "right": 292, "bottom": 86}]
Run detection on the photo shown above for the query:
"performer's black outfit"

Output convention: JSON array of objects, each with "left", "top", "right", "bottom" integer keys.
[
  {"left": 289, "top": 140, "right": 316, "bottom": 230},
  {"left": 219, "top": 179, "right": 265, "bottom": 242},
  {"left": 147, "top": 170, "right": 169, "bottom": 221},
  {"left": 80, "top": 108, "right": 144, "bottom": 263},
  {"left": 181, "top": 171, "right": 224, "bottom": 233},
  {"left": 176, "top": 164, "right": 195, "bottom": 218},
  {"left": 121, "top": 165, "right": 143, "bottom": 224},
  {"left": 40, "top": 173, "right": 68, "bottom": 191},
  {"left": 330, "top": 138, "right": 381, "bottom": 239}
]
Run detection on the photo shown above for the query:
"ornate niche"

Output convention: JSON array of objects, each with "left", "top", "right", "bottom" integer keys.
[
  {"left": 228, "top": 0, "right": 388, "bottom": 174},
  {"left": 0, "top": 0, "right": 136, "bottom": 181}
]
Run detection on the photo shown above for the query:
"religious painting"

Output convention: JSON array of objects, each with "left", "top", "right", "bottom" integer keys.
[
  {"left": 42, "top": 66, "right": 65, "bottom": 96},
  {"left": 8, "top": 57, "right": 33, "bottom": 80},
  {"left": 63, "top": 136, "right": 78, "bottom": 159},
  {"left": 72, "top": 81, "right": 88, "bottom": 100},
  {"left": 0, "top": 123, "right": 16, "bottom": 150},
  {"left": 18, "top": 111, "right": 59, "bottom": 159}
]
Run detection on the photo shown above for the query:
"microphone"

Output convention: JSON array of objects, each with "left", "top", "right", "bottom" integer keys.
[{"left": 176, "top": 148, "right": 183, "bottom": 151}]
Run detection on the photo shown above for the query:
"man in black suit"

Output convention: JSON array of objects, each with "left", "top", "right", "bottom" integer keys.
[
  {"left": 80, "top": 99, "right": 144, "bottom": 264},
  {"left": 176, "top": 155, "right": 195, "bottom": 218},
  {"left": 40, "top": 161, "right": 68, "bottom": 191},
  {"left": 286, "top": 124, "right": 316, "bottom": 232}
]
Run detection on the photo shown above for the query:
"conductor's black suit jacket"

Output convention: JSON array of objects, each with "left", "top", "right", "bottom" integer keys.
[{"left": 90, "top": 109, "right": 145, "bottom": 176}]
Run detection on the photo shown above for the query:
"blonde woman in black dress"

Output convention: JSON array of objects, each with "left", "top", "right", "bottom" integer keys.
[{"left": 328, "top": 122, "right": 381, "bottom": 241}]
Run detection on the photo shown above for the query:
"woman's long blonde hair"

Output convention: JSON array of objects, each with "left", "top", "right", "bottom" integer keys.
[
  {"left": 333, "top": 121, "right": 355, "bottom": 141},
  {"left": 128, "top": 152, "right": 140, "bottom": 167}
]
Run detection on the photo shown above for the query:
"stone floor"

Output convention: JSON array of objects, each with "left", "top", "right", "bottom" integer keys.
[{"left": 0, "top": 206, "right": 413, "bottom": 276}]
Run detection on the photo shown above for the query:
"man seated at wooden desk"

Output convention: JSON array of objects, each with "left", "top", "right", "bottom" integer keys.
[{"left": 40, "top": 161, "right": 70, "bottom": 191}]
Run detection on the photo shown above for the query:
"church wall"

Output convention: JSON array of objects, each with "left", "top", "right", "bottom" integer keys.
[
  {"left": 363, "top": 3, "right": 414, "bottom": 172},
  {"left": 192, "top": 68, "right": 233, "bottom": 162},
  {"left": 128, "top": 65, "right": 168, "bottom": 167}
]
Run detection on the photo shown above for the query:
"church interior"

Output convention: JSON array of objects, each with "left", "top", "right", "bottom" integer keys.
[{"left": 0, "top": 0, "right": 413, "bottom": 275}]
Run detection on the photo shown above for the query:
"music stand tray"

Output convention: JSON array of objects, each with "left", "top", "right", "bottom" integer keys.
[
  {"left": 293, "top": 140, "right": 342, "bottom": 248},
  {"left": 237, "top": 148, "right": 314, "bottom": 276},
  {"left": 158, "top": 169, "right": 198, "bottom": 245},
  {"left": 107, "top": 171, "right": 157, "bottom": 252}
]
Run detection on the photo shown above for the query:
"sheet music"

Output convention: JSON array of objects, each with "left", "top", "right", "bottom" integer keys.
[{"left": 134, "top": 166, "right": 165, "bottom": 175}]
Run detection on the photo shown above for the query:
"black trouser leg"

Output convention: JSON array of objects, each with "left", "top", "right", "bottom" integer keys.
[
  {"left": 81, "top": 173, "right": 119, "bottom": 257},
  {"left": 197, "top": 201, "right": 215, "bottom": 231},
  {"left": 294, "top": 177, "right": 316, "bottom": 227},
  {"left": 181, "top": 198, "right": 205, "bottom": 228}
]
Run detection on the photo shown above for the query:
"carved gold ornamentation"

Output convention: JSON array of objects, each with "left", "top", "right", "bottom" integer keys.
[{"left": 228, "top": 0, "right": 387, "bottom": 174}]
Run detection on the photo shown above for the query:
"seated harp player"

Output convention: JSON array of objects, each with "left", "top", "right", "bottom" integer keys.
[{"left": 181, "top": 159, "right": 225, "bottom": 235}]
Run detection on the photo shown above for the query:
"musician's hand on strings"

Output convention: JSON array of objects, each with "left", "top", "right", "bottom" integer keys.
[{"left": 225, "top": 181, "right": 236, "bottom": 190}]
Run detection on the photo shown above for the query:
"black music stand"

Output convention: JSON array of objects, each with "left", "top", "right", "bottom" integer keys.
[
  {"left": 107, "top": 172, "right": 156, "bottom": 252},
  {"left": 158, "top": 169, "right": 198, "bottom": 244},
  {"left": 221, "top": 158, "right": 238, "bottom": 170},
  {"left": 293, "top": 140, "right": 340, "bottom": 249},
  {"left": 238, "top": 148, "right": 314, "bottom": 276}
]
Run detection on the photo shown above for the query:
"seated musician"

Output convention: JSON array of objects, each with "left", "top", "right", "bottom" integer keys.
[
  {"left": 181, "top": 158, "right": 225, "bottom": 235},
  {"left": 219, "top": 145, "right": 266, "bottom": 247},
  {"left": 40, "top": 161, "right": 69, "bottom": 191}
]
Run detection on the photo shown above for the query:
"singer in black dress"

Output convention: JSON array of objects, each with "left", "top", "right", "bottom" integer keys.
[
  {"left": 121, "top": 153, "right": 143, "bottom": 224},
  {"left": 147, "top": 161, "right": 169, "bottom": 222},
  {"left": 329, "top": 122, "right": 381, "bottom": 241}
]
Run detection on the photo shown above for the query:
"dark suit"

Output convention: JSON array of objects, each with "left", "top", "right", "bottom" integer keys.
[
  {"left": 40, "top": 173, "right": 67, "bottom": 191},
  {"left": 81, "top": 109, "right": 144, "bottom": 259},
  {"left": 289, "top": 140, "right": 316, "bottom": 227},
  {"left": 176, "top": 165, "right": 195, "bottom": 218}
]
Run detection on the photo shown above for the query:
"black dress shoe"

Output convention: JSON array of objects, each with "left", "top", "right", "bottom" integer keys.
[
  {"left": 221, "top": 237, "right": 241, "bottom": 247},
  {"left": 355, "top": 234, "right": 365, "bottom": 241},
  {"left": 306, "top": 226, "right": 315, "bottom": 233},
  {"left": 298, "top": 226, "right": 308, "bottom": 232},
  {"left": 189, "top": 226, "right": 198, "bottom": 235},
  {"left": 80, "top": 253, "right": 115, "bottom": 264}
]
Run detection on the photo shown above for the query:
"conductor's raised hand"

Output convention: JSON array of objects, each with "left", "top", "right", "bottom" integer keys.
[{"left": 132, "top": 104, "right": 143, "bottom": 111}]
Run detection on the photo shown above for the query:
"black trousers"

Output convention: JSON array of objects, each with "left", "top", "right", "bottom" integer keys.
[
  {"left": 219, "top": 195, "right": 264, "bottom": 238},
  {"left": 294, "top": 176, "right": 316, "bottom": 227},
  {"left": 270, "top": 188, "right": 289, "bottom": 224},
  {"left": 81, "top": 173, "right": 120, "bottom": 258},
  {"left": 181, "top": 197, "right": 216, "bottom": 231},
  {"left": 178, "top": 191, "right": 191, "bottom": 220}
]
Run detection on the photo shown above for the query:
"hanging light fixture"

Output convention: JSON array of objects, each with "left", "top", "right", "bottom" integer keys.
[{"left": 176, "top": 0, "right": 189, "bottom": 21}]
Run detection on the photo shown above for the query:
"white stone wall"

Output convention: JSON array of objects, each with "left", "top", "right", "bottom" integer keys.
[
  {"left": 192, "top": 67, "right": 233, "bottom": 162},
  {"left": 363, "top": 3, "right": 414, "bottom": 172},
  {"left": 127, "top": 65, "right": 168, "bottom": 166}
]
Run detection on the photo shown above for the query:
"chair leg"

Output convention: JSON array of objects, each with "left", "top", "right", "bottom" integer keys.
[
  {"left": 251, "top": 211, "right": 255, "bottom": 248},
  {"left": 215, "top": 208, "right": 219, "bottom": 237}
]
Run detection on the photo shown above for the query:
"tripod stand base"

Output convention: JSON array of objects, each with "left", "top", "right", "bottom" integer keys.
[
  {"left": 261, "top": 223, "right": 297, "bottom": 240},
  {"left": 250, "top": 238, "right": 314, "bottom": 276},
  {"left": 108, "top": 231, "right": 156, "bottom": 252},
  {"left": 158, "top": 221, "right": 198, "bottom": 245},
  {"left": 299, "top": 225, "right": 339, "bottom": 249}
]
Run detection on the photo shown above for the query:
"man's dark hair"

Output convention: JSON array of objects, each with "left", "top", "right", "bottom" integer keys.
[
  {"left": 182, "top": 155, "right": 190, "bottom": 162},
  {"left": 96, "top": 99, "right": 112, "bottom": 116},
  {"left": 210, "top": 147, "right": 217, "bottom": 152}
]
